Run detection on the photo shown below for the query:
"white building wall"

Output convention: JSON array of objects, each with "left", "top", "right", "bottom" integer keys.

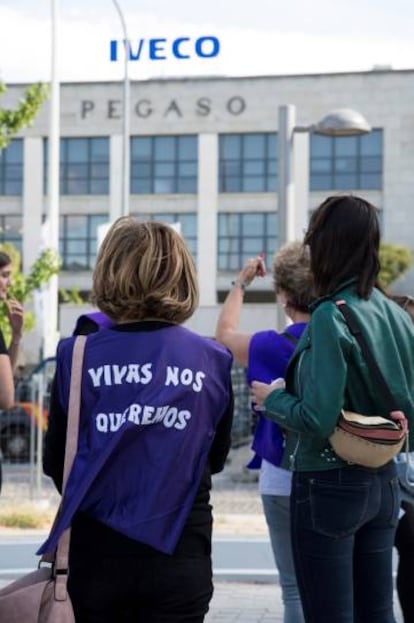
[{"left": 2, "top": 69, "right": 414, "bottom": 360}]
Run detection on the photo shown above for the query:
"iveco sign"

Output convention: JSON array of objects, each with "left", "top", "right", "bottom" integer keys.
[{"left": 110, "top": 36, "right": 220, "bottom": 62}]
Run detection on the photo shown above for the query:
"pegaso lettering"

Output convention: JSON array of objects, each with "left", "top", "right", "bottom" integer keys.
[
  {"left": 80, "top": 96, "right": 246, "bottom": 119},
  {"left": 110, "top": 36, "right": 220, "bottom": 62}
]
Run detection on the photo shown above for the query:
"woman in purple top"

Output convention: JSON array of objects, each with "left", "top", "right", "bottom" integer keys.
[
  {"left": 215, "top": 241, "right": 313, "bottom": 623},
  {"left": 43, "top": 218, "right": 234, "bottom": 623}
]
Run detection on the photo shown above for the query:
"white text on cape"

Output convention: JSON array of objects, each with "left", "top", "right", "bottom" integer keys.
[
  {"left": 95, "top": 403, "right": 192, "bottom": 433},
  {"left": 88, "top": 363, "right": 206, "bottom": 392}
]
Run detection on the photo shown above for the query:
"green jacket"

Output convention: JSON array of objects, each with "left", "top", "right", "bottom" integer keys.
[{"left": 264, "top": 280, "right": 414, "bottom": 471}]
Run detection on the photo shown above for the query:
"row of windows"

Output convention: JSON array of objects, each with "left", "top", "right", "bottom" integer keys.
[
  {"left": 0, "top": 131, "right": 383, "bottom": 196},
  {"left": 0, "top": 212, "right": 276, "bottom": 272}
]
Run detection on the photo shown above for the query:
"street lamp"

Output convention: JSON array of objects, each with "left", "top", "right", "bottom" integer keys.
[
  {"left": 43, "top": 0, "right": 60, "bottom": 359},
  {"left": 278, "top": 105, "right": 372, "bottom": 247},
  {"left": 111, "top": 0, "right": 130, "bottom": 218}
]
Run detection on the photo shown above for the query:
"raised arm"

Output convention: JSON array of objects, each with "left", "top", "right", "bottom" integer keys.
[{"left": 215, "top": 255, "right": 266, "bottom": 366}]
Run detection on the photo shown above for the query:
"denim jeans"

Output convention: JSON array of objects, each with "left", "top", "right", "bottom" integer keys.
[
  {"left": 262, "top": 495, "right": 305, "bottom": 623},
  {"left": 291, "top": 462, "right": 400, "bottom": 623}
]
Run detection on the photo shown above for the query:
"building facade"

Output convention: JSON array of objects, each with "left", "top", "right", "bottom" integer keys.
[{"left": 1, "top": 69, "right": 413, "bottom": 361}]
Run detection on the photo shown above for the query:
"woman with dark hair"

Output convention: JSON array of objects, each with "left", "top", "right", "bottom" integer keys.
[
  {"left": 251, "top": 195, "right": 414, "bottom": 623},
  {"left": 41, "top": 218, "right": 234, "bottom": 622}
]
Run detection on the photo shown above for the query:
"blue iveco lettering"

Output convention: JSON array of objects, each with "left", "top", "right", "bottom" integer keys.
[{"left": 110, "top": 36, "right": 220, "bottom": 62}]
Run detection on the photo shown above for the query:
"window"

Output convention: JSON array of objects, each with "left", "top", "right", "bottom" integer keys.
[
  {"left": 45, "top": 138, "right": 109, "bottom": 195},
  {"left": 0, "top": 215, "right": 23, "bottom": 252},
  {"left": 310, "top": 129, "right": 383, "bottom": 191},
  {"left": 218, "top": 212, "right": 276, "bottom": 271},
  {"left": 134, "top": 212, "right": 197, "bottom": 260},
  {"left": 219, "top": 133, "right": 277, "bottom": 193},
  {"left": 60, "top": 214, "right": 108, "bottom": 270},
  {"left": 131, "top": 136, "right": 197, "bottom": 194},
  {"left": 0, "top": 140, "right": 23, "bottom": 196}
]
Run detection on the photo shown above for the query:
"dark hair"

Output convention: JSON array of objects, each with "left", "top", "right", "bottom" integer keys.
[
  {"left": 0, "top": 251, "right": 11, "bottom": 270},
  {"left": 304, "top": 195, "right": 381, "bottom": 299}
]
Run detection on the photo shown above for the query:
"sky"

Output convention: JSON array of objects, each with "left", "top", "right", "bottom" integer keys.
[{"left": 0, "top": 0, "right": 414, "bottom": 84}]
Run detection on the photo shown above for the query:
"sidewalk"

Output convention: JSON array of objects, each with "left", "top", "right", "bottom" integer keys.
[
  {"left": 206, "top": 445, "right": 284, "bottom": 621},
  {"left": 208, "top": 445, "right": 403, "bottom": 623},
  {"left": 0, "top": 444, "right": 404, "bottom": 622}
]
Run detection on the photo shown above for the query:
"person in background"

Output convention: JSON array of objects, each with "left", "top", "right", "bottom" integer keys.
[
  {"left": 251, "top": 195, "right": 414, "bottom": 623},
  {"left": 41, "top": 218, "right": 234, "bottom": 623},
  {"left": 0, "top": 251, "right": 24, "bottom": 371},
  {"left": 215, "top": 241, "right": 313, "bottom": 623},
  {"left": 0, "top": 251, "right": 23, "bottom": 494},
  {"left": 392, "top": 294, "right": 414, "bottom": 623}
]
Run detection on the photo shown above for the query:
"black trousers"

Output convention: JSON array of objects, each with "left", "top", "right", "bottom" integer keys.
[
  {"left": 68, "top": 550, "right": 213, "bottom": 623},
  {"left": 395, "top": 501, "right": 414, "bottom": 623}
]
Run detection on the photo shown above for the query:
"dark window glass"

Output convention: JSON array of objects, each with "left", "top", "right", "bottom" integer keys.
[
  {"left": 60, "top": 213, "right": 108, "bottom": 270},
  {"left": 0, "top": 214, "right": 23, "bottom": 252},
  {"left": 130, "top": 135, "right": 197, "bottom": 194},
  {"left": 0, "top": 140, "right": 23, "bottom": 196},
  {"left": 310, "top": 129, "right": 383, "bottom": 191},
  {"left": 218, "top": 212, "right": 277, "bottom": 270},
  {"left": 45, "top": 137, "right": 109, "bottom": 195},
  {"left": 219, "top": 133, "right": 277, "bottom": 193}
]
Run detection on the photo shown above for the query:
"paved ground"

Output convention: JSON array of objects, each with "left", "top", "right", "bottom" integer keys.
[{"left": 0, "top": 445, "right": 404, "bottom": 622}]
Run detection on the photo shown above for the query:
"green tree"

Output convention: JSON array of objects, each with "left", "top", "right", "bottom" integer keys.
[
  {"left": 379, "top": 243, "right": 413, "bottom": 289},
  {"left": 0, "top": 243, "right": 61, "bottom": 343},
  {"left": 0, "top": 82, "right": 48, "bottom": 149}
]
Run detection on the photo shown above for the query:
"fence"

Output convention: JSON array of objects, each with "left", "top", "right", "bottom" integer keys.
[{"left": 0, "top": 361, "right": 253, "bottom": 500}]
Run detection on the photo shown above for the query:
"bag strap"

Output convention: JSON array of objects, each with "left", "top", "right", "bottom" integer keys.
[
  {"left": 335, "top": 300, "right": 397, "bottom": 415},
  {"left": 281, "top": 330, "right": 299, "bottom": 347},
  {"left": 54, "top": 335, "right": 87, "bottom": 599}
]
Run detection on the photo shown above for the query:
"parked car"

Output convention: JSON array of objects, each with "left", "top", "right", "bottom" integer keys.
[{"left": 0, "top": 358, "right": 56, "bottom": 463}]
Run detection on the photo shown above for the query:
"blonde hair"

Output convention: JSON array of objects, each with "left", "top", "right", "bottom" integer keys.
[
  {"left": 272, "top": 241, "right": 313, "bottom": 312},
  {"left": 92, "top": 217, "right": 199, "bottom": 323}
]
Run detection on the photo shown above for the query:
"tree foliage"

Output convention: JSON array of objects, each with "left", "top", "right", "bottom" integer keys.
[
  {"left": 0, "top": 243, "right": 61, "bottom": 342},
  {"left": 379, "top": 243, "right": 413, "bottom": 289},
  {"left": 0, "top": 82, "right": 48, "bottom": 149}
]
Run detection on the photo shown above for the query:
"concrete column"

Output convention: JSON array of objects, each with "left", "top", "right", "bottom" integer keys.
[
  {"left": 22, "top": 137, "right": 43, "bottom": 272},
  {"left": 197, "top": 133, "right": 218, "bottom": 306},
  {"left": 278, "top": 105, "right": 296, "bottom": 247},
  {"left": 293, "top": 131, "right": 310, "bottom": 240},
  {"left": 109, "top": 134, "right": 123, "bottom": 223},
  {"left": 22, "top": 137, "right": 44, "bottom": 362}
]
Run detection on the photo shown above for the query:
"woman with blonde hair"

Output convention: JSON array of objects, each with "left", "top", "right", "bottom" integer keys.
[
  {"left": 41, "top": 218, "right": 234, "bottom": 622},
  {"left": 216, "top": 241, "right": 313, "bottom": 623}
]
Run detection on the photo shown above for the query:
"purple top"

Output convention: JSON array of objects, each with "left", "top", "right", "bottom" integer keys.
[
  {"left": 38, "top": 324, "right": 233, "bottom": 555},
  {"left": 246, "top": 323, "right": 307, "bottom": 468}
]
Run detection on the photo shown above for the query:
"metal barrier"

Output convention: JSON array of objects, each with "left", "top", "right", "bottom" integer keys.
[
  {"left": 0, "top": 359, "right": 56, "bottom": 501},
  {"left": 230, "top": 364, "right": 253, "bottom": 448}
]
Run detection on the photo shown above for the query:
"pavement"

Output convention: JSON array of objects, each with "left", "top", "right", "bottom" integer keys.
[
  {"left": 207, "top": 445, "right": 285, "bottom": 621},
  {"left": 0, "top": 445, "right": 404, "bottom": 622}
]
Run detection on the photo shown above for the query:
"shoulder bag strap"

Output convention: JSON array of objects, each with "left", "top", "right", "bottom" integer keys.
[
  {"left": 335, "top": 299, "right": 397, "bottom": 415},
  {"left": 54, "top": 335, "right": 87, "bottom": 598},
  {"left": 281, "top": 330, "right": 299, "bottom": 347}
]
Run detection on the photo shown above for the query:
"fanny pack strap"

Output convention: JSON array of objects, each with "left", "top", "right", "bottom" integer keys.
[{"left": 335, "top": 300, "right": 397, "bottom": 416}]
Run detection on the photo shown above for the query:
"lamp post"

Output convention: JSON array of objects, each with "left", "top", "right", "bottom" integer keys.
[
  {"left": 43, "top": 0, "right": 60, "bottom": 358},
  {"left": 277, "top": 105, "right": 372, "bottom": 248},
  {"left": 111, "top": 0, "right": 130, "bottom": 218}
]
